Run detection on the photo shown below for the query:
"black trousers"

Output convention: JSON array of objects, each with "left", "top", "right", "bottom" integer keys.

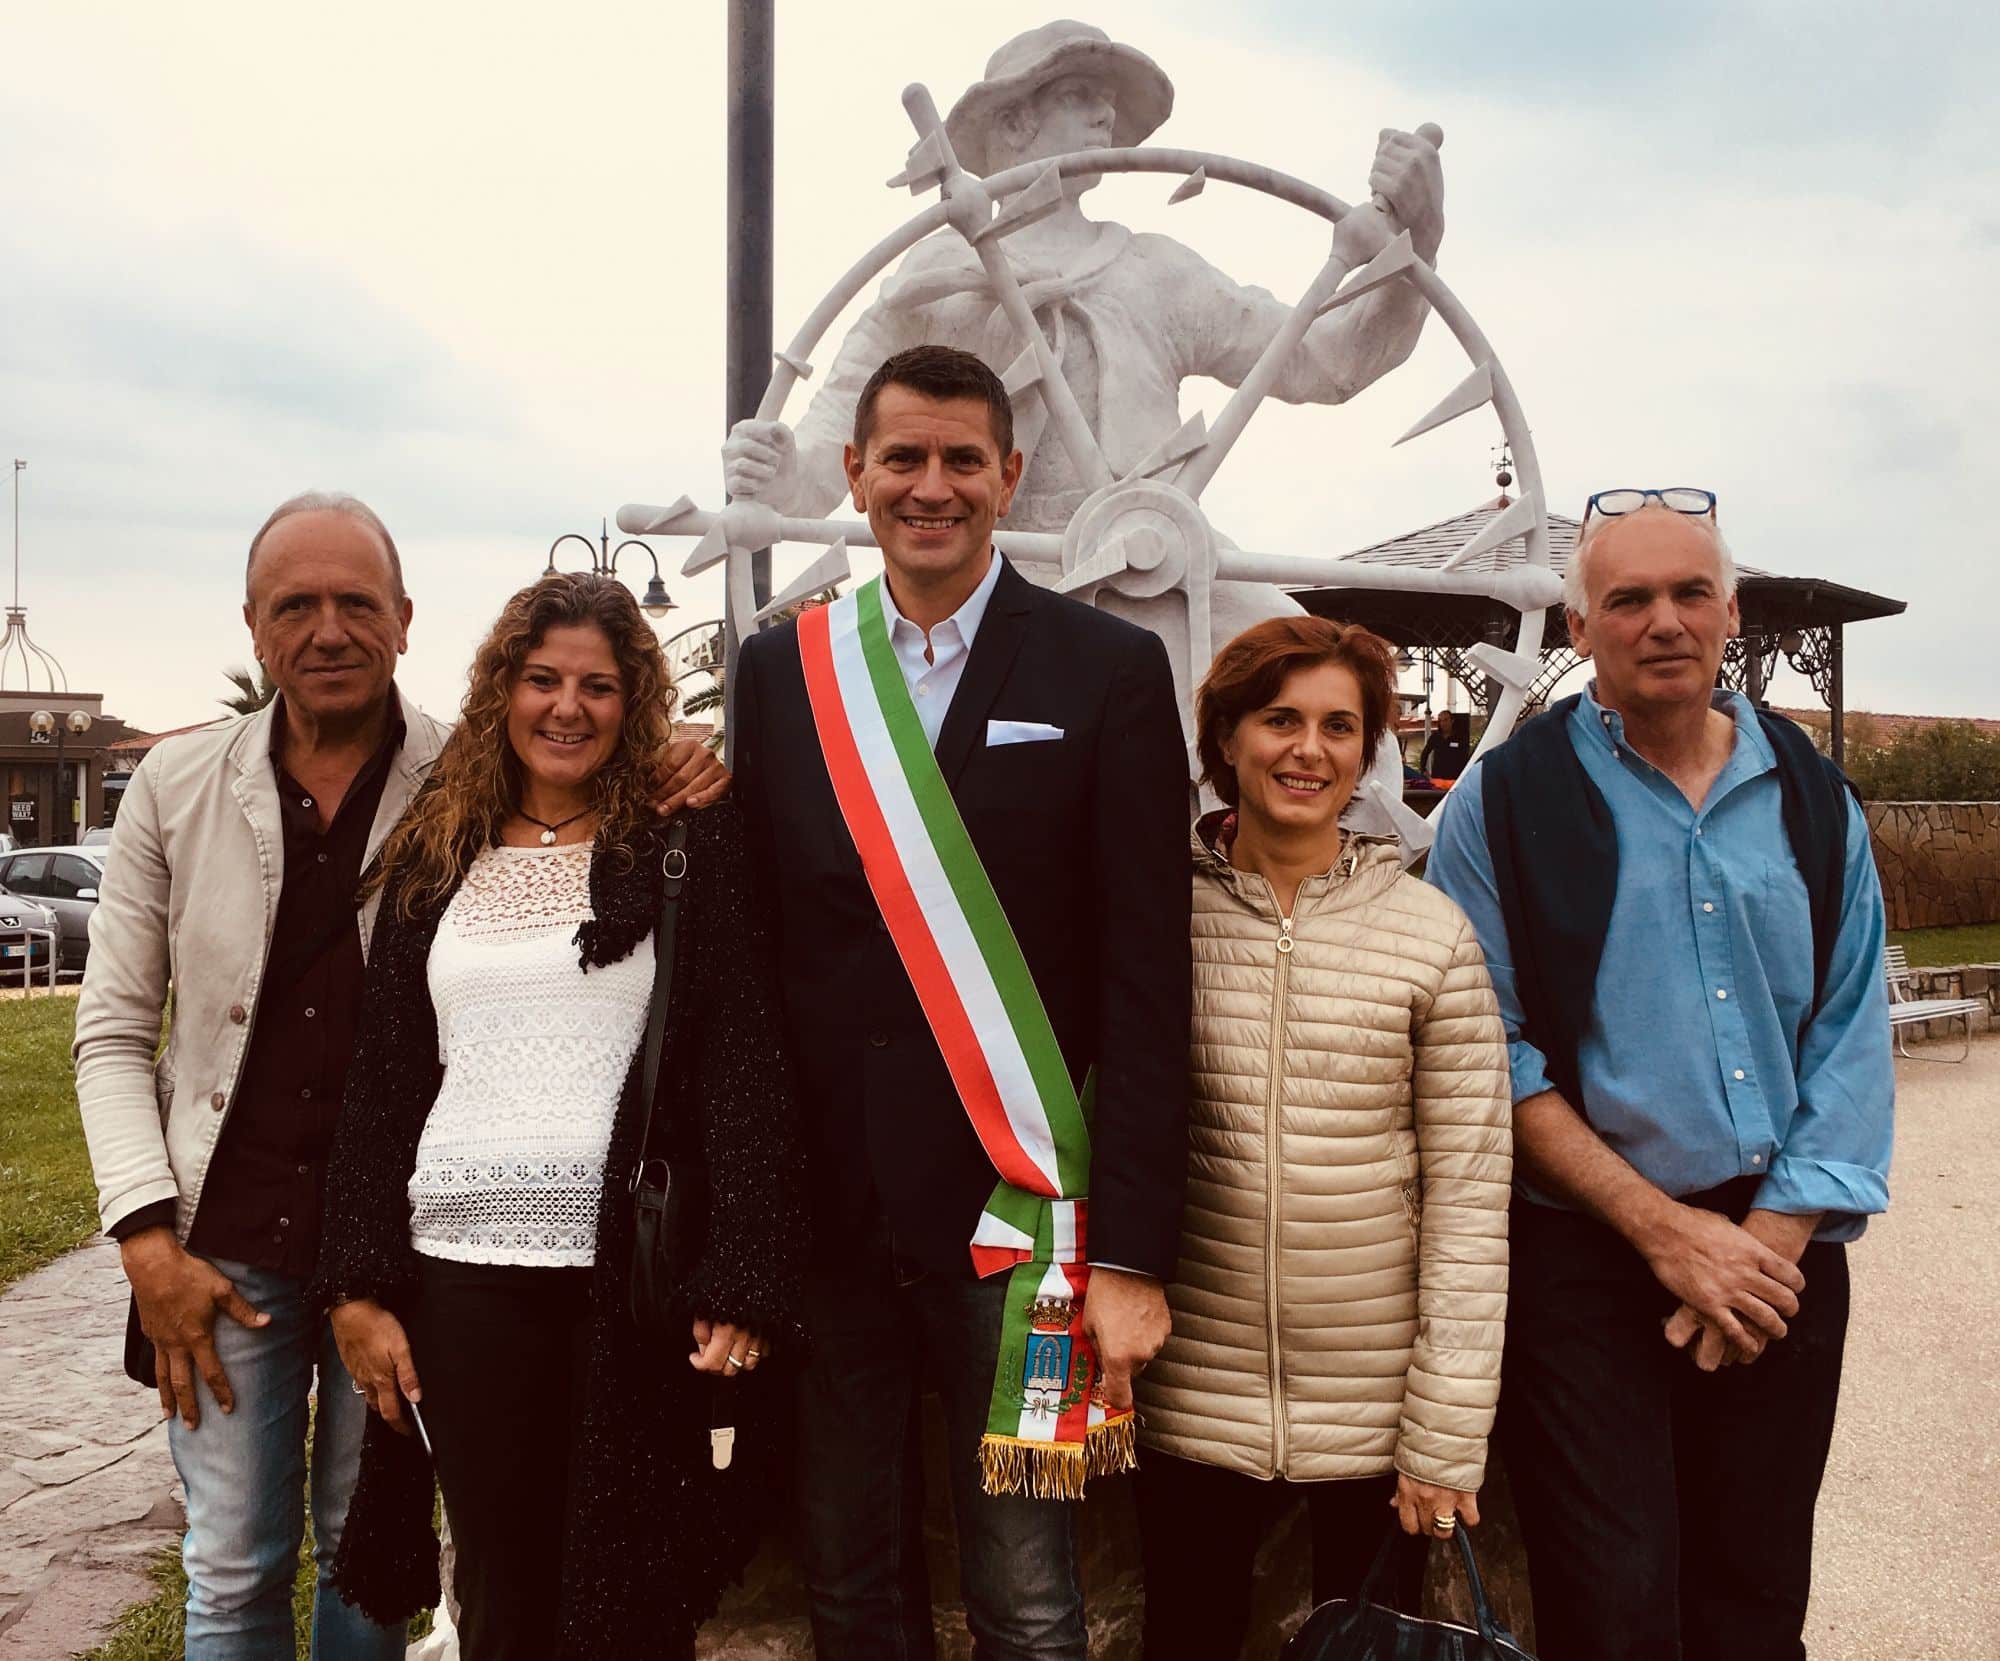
[
  {"left": 1501, "top": 1197, "right": 1849, "bottom": 1661},
  {"left": 1133, "top": 1452, "right": 1425, "bottom": 1660},
  {"left": 406, "top": 1255, "right": 595, "bottom": 1661},
  {"left": 794, "top": 1225, "right": 1086, "bottom": 1661}
]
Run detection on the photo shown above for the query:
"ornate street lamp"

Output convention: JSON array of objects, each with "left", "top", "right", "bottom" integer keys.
[
  {"left": 28, "top": 708, "right": 92, "bottom": 845},
  {"left": 542, "top": 519, "right": 676, "bottom": 619}
]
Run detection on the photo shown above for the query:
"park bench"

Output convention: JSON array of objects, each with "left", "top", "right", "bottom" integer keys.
[{"left": 1884, "top": 945, "right": 1983, "bottom": 1062}]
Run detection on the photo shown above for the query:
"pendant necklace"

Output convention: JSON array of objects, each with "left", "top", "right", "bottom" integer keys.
[{"left": 518, "top": 806, "right": 595, "bottom": 847}]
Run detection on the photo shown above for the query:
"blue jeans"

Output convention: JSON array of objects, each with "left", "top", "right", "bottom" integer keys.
[
  {"left": 796, "top": 1230, "right": 1086, "bottom": 1661},
  {"left": 165, "top": 1256, "right": 407, "bottom": 1661}
]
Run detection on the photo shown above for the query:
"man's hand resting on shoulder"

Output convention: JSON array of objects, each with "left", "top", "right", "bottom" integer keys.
[
  {"left": 653, "top": 738, "right": 730, "bottom": 814},
  {"left": 1081, "top": 1267, "right": 1171, "bottom": 1411}
]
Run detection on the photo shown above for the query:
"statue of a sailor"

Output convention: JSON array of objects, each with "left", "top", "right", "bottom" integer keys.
[{"left": 722, "top": 17, "right": 1446, "bottom": 651}]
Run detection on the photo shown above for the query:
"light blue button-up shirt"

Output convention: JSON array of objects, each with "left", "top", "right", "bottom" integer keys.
[
  {"left": 1427, "top": 684, "right": 1894, "bottom": 1241},
  {"left": 877, "top": 550, "right": 1001, "bottom": 750}
]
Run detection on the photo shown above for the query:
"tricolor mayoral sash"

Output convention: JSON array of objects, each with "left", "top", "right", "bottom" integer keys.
[{"left": 798, "top": 578, "right": 1136, "bottom": 1500}]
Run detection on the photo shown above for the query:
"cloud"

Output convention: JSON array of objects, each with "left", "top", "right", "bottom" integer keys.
[
  {"left": 1226, "top": 0, "right": 1999, "bottom": 159},
  {"left": 0, "top": 0, "right": 1994, "bottom": 730}
]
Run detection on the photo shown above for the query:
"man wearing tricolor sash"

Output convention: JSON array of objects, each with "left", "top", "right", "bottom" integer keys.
[{"left": 733, "top": 346, "right": 1192, "bottom": 1659}]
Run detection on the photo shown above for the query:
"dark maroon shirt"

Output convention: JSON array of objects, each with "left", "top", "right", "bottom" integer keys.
[{"left": 174, "top": 700, "right": 406, "bottom": 1278}]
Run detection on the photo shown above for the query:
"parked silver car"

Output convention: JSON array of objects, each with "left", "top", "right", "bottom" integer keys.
[
  {"left": 0, "top": 885, "right": 62, "bottom": 982},
  {"left": 0, "top": 847, "right": 104, "bottom": 972}
]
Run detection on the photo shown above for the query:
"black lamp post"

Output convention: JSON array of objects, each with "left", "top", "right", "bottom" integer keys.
[
  {"left": 28, "top": 707, "right": 91, "bottom": 845},
  {"left": 543, "top": 520, "right": 676, "bottom": 618}
]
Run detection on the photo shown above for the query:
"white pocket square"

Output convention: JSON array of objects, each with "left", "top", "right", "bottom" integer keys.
[{"left": 986, "top": 719, "right": 1065, "bottom": 747}]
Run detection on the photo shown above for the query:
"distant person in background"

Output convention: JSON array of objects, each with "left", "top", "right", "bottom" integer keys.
[
  {"left": 1427, "top": 487, "right": 1894, "bottom": 1661},
  {"left": 73, "top": 494, "right": 724, "bottom": 1660},
  {"left": 1134, "top": 615, "right": 1511, "bottom": 1660},
  {"left": 1418, "top": 708, "right": 1471, "bottom": 780}
]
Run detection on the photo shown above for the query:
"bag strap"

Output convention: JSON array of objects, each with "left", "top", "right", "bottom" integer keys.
[
  {"left": 1447, "top": 1525, "right": 1504, "bottom": 1644},
  {"left": 630, "top": 818, "right": 692, "bottom": 1176},
  {"left": 625, "top": 819, "right": 736, "bottom": 1460},
  {"left": 1356, "top": 1520, "right": 1508, "bottom": 1647}
]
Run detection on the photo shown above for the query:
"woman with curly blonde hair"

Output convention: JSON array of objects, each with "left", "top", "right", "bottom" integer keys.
[{"left": 309, "top": 573, "right": 806, "bottom": 1660}]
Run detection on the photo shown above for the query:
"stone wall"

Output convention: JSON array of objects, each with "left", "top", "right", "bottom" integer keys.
[
  {"left": 1894, "top": 964, "right": 1999, "bottom": 1044},
  {"left": 1864, "top": 802, "right": 2000, "bottom": 931}
]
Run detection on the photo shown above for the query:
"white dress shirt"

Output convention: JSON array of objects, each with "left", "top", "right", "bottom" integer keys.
[{"left": 877, "top": 550, "right": 1002, "bottom": 750}]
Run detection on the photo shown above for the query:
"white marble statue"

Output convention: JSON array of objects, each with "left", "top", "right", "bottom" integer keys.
[
  {"left": 720, "top": 19, "right": 1445, "bottom": 656},
  {"left": 626, "top": 16, "right": 1560, "bottom": 856}
]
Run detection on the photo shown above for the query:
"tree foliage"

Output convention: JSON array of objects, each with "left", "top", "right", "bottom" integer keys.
[
  {"left": 1844, "top": 721, "right": 2000, "bottom": 801},
  {"left": 218, "top": 663, "right": 277, "bottom": 715}
]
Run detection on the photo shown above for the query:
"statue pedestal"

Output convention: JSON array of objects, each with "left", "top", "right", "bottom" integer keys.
[{"left": 692, "top": 1399, "right": 1539, "bottom": 1658}]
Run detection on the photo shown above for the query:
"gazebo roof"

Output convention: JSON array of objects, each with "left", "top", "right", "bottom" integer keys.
[{"left": 1291, "top": 498, "right": 1906, "bottom": 641}]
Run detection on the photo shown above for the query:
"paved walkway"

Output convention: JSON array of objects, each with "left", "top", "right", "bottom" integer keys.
[
  {"left": 2, "top": 1038, "right": 1995, "bottom": 1658},
  {"left": 0, "top": 1240, "right": 180, "bottom": 1658},
  {"left": 1805, "top": 1030, "right": 2000, "bottom": 1658}
]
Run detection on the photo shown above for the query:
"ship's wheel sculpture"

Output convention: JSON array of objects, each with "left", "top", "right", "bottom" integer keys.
[{"left": 622, "top": 86, "right": 1558, "bottom": 852}]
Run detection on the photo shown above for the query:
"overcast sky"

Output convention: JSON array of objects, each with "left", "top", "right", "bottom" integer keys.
[{"left": 4, "top": 1, "right": 1994, "bottom": 731}]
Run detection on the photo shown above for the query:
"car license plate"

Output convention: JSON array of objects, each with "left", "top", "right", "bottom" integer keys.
[{"left": 1, "top": 945, "right": 25, "bottom": 959}]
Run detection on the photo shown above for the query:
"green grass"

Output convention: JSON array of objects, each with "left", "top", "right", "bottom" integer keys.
[
  {"left": 76, "top": 1519, "right": 385, "bottom": 1661},
  {"left": 1888, "top": 922, "right": 2000, "bottom": 969},
  {"left": 0, "top": 995, "right": 98, "bottom": 1291},
  {"left": 78, "top": 1517, "right": 431, "bottom": 1659}
]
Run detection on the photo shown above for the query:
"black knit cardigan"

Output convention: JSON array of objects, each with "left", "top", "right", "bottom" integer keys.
[{"left": 307, "top": 801, "right": 807, "bottom": 1658}]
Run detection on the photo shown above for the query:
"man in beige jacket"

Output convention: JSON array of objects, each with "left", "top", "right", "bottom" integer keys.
[{"left": 74, "top": 493, "right": 722, "bottom": 1658}]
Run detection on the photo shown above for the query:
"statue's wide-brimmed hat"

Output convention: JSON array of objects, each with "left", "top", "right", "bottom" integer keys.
[{"left": 945, "top": 20, "right": 1174, "bottom": 178}]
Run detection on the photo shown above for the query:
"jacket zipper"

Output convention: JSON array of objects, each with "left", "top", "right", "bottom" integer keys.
[{"left": 1265, "top": 904, "right": 1294, "bottom": 1477}]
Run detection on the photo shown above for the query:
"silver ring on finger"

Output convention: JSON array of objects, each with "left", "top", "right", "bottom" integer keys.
[
  {"left": 352, "top": 1382, "right": 367, "bottom": 1395},
  {"left": 745, "top": 1348, "right": 763, "bottom": 1361},
  {"left": 724, "top": 1354, "right": 743, "bottom": 1370},
  {"left": 1432, "top": 1513, "right": 1456, "bottom": 1535}
]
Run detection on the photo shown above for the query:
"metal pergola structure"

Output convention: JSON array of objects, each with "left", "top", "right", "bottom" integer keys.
[{"left": 1292, "top": 499, "right": 1905, "bottom": 766}]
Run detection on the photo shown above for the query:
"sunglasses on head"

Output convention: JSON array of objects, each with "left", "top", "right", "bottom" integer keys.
[{"left": 1583, "top": 487, "right": 1718, "bottom": 521}]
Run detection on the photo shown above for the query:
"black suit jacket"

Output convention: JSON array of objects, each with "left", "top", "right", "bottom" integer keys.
[{"left": 734, "top": 557, "right": 1191, "bottom": 1279}]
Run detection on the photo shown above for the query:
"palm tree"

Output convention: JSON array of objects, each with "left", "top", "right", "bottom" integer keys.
[
  {"left": 680, "top": 677, "right": 724, "bottom": 720},
  {"left": 218, "top": 664, "right": 277, "bottom": 715}
]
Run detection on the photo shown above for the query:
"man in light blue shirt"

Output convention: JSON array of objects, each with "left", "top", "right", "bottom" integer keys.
[{"left": 1427, "top": 490, "right": 1893, "bottom": 1661}]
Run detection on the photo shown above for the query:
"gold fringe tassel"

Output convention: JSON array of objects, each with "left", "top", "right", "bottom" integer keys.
[{"left": 978, "top": 1417, "right": 1139, "bottom": 1500}]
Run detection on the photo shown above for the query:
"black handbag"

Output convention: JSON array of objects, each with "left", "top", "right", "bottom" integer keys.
[
  {"left": 625, "top": 818, "right": 706, "bottom": 1338},
  {"left": 1282, "top": 1525, "right": 1537, "bottom": 1661}
]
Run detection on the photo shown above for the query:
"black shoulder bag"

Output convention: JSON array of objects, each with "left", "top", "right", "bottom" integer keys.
[
  {"left": 624, "top": 819, "right": 739, "bottom": 1470},
  {"left": 1282, "top": 1523, "right": 1537, "bottom": 1660},
  {"left": 626, "top": 817, "right": 706, "bottom": 1335}
]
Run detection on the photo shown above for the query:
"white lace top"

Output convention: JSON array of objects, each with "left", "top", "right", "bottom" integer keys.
[{"left": 408, "top": 842, "right": 654, "bottom": 1267}]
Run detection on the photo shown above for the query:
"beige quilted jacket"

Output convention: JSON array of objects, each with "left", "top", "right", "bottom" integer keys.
[{"left": 1136, "top": 825, "right": 1512, "bottom": 1494}]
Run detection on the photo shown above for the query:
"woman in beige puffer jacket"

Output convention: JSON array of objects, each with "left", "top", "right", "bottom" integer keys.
[{"left": 1133, "top": 616, "right": 1511, "bottom": 1660}]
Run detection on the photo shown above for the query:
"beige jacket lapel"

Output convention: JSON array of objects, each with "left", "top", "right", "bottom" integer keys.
[{"left": 225, "top": 700, "right": 286, "bottom": 965}]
